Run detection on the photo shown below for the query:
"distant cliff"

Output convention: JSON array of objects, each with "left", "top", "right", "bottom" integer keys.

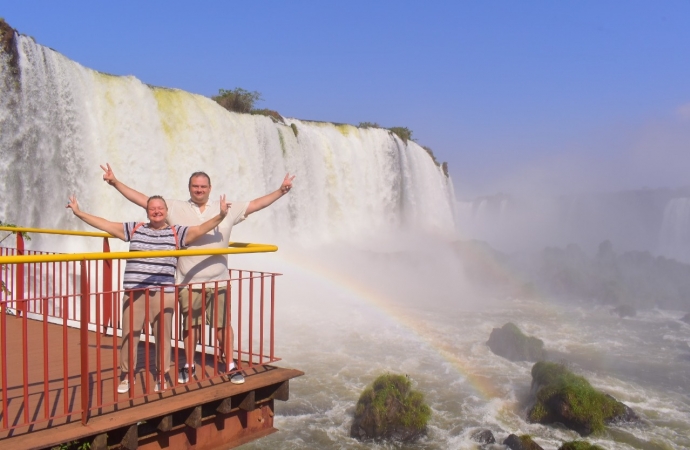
[{"left": 457, "top": 187, "right": 690, "bottom": 262}]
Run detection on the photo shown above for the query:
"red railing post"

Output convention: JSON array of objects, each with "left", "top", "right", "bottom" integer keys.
[
  {"left": 0, "top": 299, "right": 8, "bottom": 429},
  {"left": 238, "top": 271, "right": 243, "bottom": 368},
  {"left": 15, "top": 232, "right": 25, "bottom": 316},
  {"left": 80, "top": 260, "right": 90, "bottom": 425},
  {"left": 102, "top": 238, "right": 113, "bottom": 334},
  {"left": 259, "top": 273, "right": 264, "bottom": 365},
  {"left": 270, "top": 274, "right": 275, "bottom": 361},
  {"left": 248, "top": 272, "right": 254, "bottom": 367}
]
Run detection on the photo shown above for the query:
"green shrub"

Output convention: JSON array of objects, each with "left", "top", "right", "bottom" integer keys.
[
  {"left": 212, "top": 88, "right": 262, "bottom": 113},
  {"left": 358, "top": 122, "right": 381, "bottom": 129},
  {"left": 351, "top": 373, "right": 430, "bottom": 441},
  {"left": 0, "top": 221, "right": 31, "bottom": 243},
  {"left": 290, "top": 123, "right": 299, "bottom": 137},
  {"left": 529, "top": 362, "right": 626, "bottom": 434},
  {"left": 388, "top": 127, "right": 413, "bottom": 143},
  {"left": 250, "top": 108, "right": 284, "bottom": 123}
]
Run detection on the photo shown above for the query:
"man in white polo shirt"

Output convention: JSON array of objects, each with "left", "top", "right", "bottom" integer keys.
[{"left": 101, "top": 163, "right": 294, "bottom": 384}]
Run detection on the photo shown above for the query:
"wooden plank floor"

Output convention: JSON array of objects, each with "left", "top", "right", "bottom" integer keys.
[{"left": 0, "top": 315, "right": 300, "bottom": 442}]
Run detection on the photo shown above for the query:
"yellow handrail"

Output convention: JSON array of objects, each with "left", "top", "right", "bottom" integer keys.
[
  {"left": 0, "top": 226, "right": 109, "bottom": 238},
  {"left": 0, "top": 245, "right": 278, "bottom": 264},
  {"left": 0, "top": 226, "right": 278, "bottom": 264}
]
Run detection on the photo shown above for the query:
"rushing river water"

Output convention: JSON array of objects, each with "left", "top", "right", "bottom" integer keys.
[{"left": 239, "top": 248, "right": 690, "bottom": 450}]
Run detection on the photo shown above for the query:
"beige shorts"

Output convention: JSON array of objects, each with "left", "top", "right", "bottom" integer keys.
[{"left": 179, "top": 285, "right": 229, "bottom": 330}]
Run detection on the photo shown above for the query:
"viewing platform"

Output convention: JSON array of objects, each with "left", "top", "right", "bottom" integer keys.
[{"left": 0, "top": 226, "right": 303, "bottom": 450}]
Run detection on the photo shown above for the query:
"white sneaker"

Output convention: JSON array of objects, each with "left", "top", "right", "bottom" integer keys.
[
  {"left": 117, "top": 379, "right": 134, "bottom": 394},
  {"left": 230, "top": 372, "right": 245, "bottom": 384},
  {"left": 154, "top": 380, "right": 168, "bottom": 393},
  {"left": 178, "top": 365, "right": 196, "bottom": 383}
]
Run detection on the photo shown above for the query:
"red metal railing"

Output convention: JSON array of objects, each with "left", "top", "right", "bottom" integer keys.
[{"left": 0, "top": 233, "right": 281, "bottom": 432}]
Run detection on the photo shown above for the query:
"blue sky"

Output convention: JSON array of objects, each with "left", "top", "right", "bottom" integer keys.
[{"left": 4, "top": 1, "right": 690, "bottom": 198}]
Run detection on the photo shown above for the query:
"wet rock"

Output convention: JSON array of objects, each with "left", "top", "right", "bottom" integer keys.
[
  {"left": 470, "top": 428, "right": 495, "bottom": 444},
  {"left": 504, "top": 433, "right": 544, "bottom": 450},
  {"left": 487, "top": 322, "right": 546, "bottom": 362},
  {"left": 611, "top": 304, "right": 636, "bottom": 318},
  {"left": 604, "top": 394, "right": 639, "bottom": 424},
  {"left": 0, "top": 19, "right": 20, "bottom": 77},
  {"left": 558, "top": 441, "right": 605, "bottom": 450},
  {"left": 528, "top": 361, "right": 639, "bottom": 436},
  {"left": 350, "top": 373, "right": 430, "bottom": 443}
]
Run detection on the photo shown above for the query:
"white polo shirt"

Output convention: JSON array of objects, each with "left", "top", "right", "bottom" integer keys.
[{"left": 166, "top": 198, "right": 249, "bottom": 284}]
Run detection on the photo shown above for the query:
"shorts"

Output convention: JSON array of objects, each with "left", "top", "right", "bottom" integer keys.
[{"left": 179, "top": 285, "right": 229, "bottom": 330}]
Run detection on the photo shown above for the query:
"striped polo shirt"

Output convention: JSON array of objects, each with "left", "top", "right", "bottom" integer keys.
[{"left": 122, "top": 222, "right": 189, "bottom": 292}]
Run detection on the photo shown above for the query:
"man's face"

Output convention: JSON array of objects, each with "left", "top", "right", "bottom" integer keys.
[{"left": 189, "top": 175, "right": 211, "bottom": 205}]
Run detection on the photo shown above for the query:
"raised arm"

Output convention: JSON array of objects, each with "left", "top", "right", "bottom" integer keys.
[
  {"left": 245, "top": 173, "right": 295, "bottom": 216},
  {"left": 66, "top": 195, "right": 126, "bottom": 240},
  {"left": 101, "top": 163, "right": 149, "bottom": 209},
  {"left": 185, "top": 195, "right": 229, "bottom": 244}
]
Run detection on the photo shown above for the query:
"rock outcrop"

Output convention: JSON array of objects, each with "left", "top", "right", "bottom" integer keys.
[
  {"left": 0, "top": 19, "right": 20, "bottom": 78},
  {"left": 350, "top": 374, "right": 430, "bottom": 443},
  {"left": 528, "top": 362, "right": 639, "bottom": 436},
  {"left": 470, "top": 428, "right": 495, "bottom": 445},
  {"left": 487, "top": 323, "right": 546, "bottom": 362},
  {"left": 504, "top": 434, "right": 544, "bottom": 450}
]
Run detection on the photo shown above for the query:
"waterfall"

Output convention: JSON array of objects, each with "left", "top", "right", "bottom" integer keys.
[
  {"left": 0, "top": 32, "right": 457, "bottom": 253},
  {"left": 659, "top": 198, "right": 690, "bottom": 263}
]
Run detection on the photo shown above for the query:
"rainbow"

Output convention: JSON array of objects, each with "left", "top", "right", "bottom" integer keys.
[{"left": 276, "top": 245, "right": 539, "bottom": 401}]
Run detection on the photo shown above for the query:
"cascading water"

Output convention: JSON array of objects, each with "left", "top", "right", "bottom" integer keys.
[
  {"left": 0, "top": 33, "right": 457, "bottom": 254},
  {"left": 3, "top": 26, "right": 690, "bottom": 450},
  {"left": 659, "top": 198, "right": 690, "bottom": 263}
]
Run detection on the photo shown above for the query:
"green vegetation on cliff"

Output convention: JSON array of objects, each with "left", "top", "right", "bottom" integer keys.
[
  {"left": 212, "top": 88, "right": 262, "bottom": 113},
  {"left": 388, "top": 126, "right": 413, "bottom": 143}
]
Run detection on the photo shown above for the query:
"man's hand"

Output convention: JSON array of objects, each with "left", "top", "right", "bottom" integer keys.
[
  {"left": 219, "top": 194, "right": 228, "bottom": 218},
  {"left": 100, "top": 163, "right": 117, "bottom": 186},
  {"left": 66, "top": 195, "right": 80, "bottom": 215},
  {"left": 280, "top": 173, "right": 296, "bottom": 194}
]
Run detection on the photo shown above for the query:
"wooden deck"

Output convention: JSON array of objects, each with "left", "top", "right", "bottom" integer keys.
[{"left": 0, "top": 315, "right": 303, "bottom": 449}]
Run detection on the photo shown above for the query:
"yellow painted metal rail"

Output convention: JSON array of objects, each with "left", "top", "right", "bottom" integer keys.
[{"left": 0, "top": 226, "right": 277, "bottom": 264}]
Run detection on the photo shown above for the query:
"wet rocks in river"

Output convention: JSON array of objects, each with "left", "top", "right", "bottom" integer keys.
[
  {"left": 487, "top": 322, "right": 546, "bottom": 362},
  {"left": 470, "top": 428, "right": 495, "bottom": 444},
  {"left": 504, "top": 434, "right": 544, "bottom": 450},
  {"left": 611, "top": 304, "right": 636, "bottom": 318},
  {"left": 558, "top": 441, "right": 605, "bottom": 450},
  {"left": 527, "top": 361, "right": 639, "bottom": 436},
  {"left": 350, "top": 373, "right": 430, "bottom": 443}
]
